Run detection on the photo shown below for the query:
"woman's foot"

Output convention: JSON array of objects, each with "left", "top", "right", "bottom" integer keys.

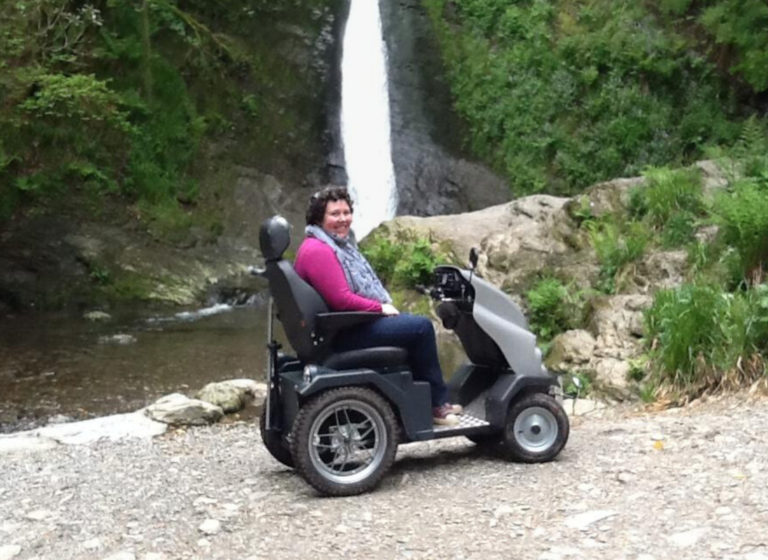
[
  {"left": 433, "top": 404, "right": 459, "bottom": 426},
  {"left": 448, "top": 403, "right": 463, "bottom": 415}
]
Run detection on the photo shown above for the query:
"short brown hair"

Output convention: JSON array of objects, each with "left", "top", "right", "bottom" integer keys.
[{"left": 305, "top": 186, "right": 354, "bottom": 226}]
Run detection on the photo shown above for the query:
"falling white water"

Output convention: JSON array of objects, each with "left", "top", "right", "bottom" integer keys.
[{"left": 340, "top": 0, "right": 398, "bottom": 240}]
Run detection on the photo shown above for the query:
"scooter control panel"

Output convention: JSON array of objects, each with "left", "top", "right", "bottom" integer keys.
[{"left": 431, "top": 266, "right": 469, "bottom": 301}]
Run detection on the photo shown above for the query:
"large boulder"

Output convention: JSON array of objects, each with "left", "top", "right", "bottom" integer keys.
[
  {"left": 380, "top": 195, "right": 592, "bottom": 293},
  {"left": 370, "top": 161, "right": 729, "bottom": 400},
  {"left": 545, "top": 330, "right": 597, "bottom": 372},
  {"left": 628, "top": 250, "right": 689, "bottom": 294},
  {"left": 145, "top": 394, "right": 223, "bottom": 426},
  {"left": 195, "top": 379, "right": 267, "bottom": 413}
]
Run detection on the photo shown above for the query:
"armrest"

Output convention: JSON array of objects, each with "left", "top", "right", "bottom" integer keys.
[{"left": 315, "top": 312, "right": 383, "bottom": 334}]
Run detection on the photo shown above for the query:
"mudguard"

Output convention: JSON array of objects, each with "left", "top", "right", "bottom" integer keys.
[
  {"left": 486, "top": 372, "right": 560, "bottom": 427},
  {"left": 278, "top": 368, "right": 434, "bottom": 441}
]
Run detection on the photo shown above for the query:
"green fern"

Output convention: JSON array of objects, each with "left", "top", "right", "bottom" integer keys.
[
  {"left": 712, "top": 179, "right": 768, "bottom": 281},
  {"left": 587, "top": 219, "right": 650, "bottom": 292},
  {"left": 731, "top": 116, "right": 768, "bottom": 181}
]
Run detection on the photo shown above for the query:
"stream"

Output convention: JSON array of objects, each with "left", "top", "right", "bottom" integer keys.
[
  {"left": 0, "top": 303, "right": 272, "bottom": 433},
  {"left": 0, "top": 302, "right": 466, "bottom": 433}
]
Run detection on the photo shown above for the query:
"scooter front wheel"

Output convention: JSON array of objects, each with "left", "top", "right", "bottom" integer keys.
[
  {"left": 501, "top": 392, "right": 569, "bottom": 463},
  {"left": 290, "top": 387, "right": 398, "bottom": 497}
]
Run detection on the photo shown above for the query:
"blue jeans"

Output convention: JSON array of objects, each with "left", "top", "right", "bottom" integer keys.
[{"left": 333, "top": 314, "right": 450, "bottom": 407}]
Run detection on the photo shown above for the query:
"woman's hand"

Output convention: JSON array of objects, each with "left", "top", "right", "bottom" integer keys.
[{"left": 381, "top": 303, "right": 400, "bottom": 316}]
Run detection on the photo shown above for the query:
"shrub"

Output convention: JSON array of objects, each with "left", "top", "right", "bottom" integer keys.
[
  {"left": 641, "top": 166, "right": 704, "bottom": 228},
  {"left": 563, "top": 371, "right": 592, "bottom": 398},
  {"left": 525, "top": 278, "right": 578, "bottom": 342},
  {"left": 697, "top": 0, "right": 768, "bottom": 92},
  {"left": 360, "top": 234, "right": 403, "bottom": 286},
  {"left": 424, "top": 0, "right": 741, "bottom": 196},
  {"left": 361, "top": 232, "right": 451, "bottom": 290}
]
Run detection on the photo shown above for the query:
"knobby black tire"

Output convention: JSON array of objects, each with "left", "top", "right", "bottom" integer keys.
[
  {"left": 501, "top": 392, "right": 570, "bottom": 463},
  {"left": 290, "top": 386, "right": 399, "bottom": 497},
  {"left": 259, "top": 406, "right": 294, "bottom": 468}
]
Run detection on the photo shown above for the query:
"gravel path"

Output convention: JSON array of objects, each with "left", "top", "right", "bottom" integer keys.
[{"left": 1, "top": 397, "right": 768, "bottom": 560}]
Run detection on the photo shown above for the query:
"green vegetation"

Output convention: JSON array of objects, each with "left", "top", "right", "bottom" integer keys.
[
  {"left": 661, "top": 0, "right": 768, "bottom": 92},
  {"left": 361, "top": 230, "right": 455, "bottom": 290},
  {"left": 0, "top": 0, "right": 333, "bottom": 231},
  {"left": 423, "top": 0, "right": 764, "bottom": 196},
  {"left": 644, "top": 283, "right": 768, "bottom": 395},
  {"left": 629, "top": 121, "right": 768, "bottom": 399},
  {"left": 525, "top": 277, "right": 582, "bottom": 342},
  {"left": 563, "top": 371, "right": 592, "bottom": 398},
  {"left": 555, "top": 119, "right": 768, "bottom": 400},
  {"left": 586, "top": 219, "right": 650, "bottom": 293}
]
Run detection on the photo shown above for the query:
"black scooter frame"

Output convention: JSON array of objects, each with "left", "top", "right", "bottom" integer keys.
[{"left": 263, "top": 320, "right": 559, "bottom": 445}]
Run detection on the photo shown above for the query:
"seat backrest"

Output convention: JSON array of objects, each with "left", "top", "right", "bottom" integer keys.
[{"left": 260, "top": 216, "right": 329, "bottom": 362}]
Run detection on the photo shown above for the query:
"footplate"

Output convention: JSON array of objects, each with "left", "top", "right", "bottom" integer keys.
[{"left": 433, "top": 413, "right": 490, "bottom": 433}]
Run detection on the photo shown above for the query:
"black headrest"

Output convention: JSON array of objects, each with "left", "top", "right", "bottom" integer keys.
[{"left": 259, "top": 216, "right": 291, "bottom": 261}]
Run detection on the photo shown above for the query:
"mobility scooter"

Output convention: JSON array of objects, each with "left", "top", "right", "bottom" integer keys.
[{"left": 256, "top": 216, "right": 569, "bottom": 496}]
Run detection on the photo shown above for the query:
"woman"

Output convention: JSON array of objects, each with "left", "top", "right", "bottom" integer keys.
[{"left": 294, "top": 186, "right": 462, "bottom": 426}]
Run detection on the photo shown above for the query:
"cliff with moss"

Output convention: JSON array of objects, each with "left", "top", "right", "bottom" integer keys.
[{"left": 0, "top": 0, "right": 348, "bottom": 311}]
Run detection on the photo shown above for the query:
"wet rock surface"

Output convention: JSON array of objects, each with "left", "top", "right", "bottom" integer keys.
[
  {"left": 1, "top": 396, "right": 767, "bottom": 560},
  {"left": 380, "top": 0, "right": 510, "bottom": 217}
]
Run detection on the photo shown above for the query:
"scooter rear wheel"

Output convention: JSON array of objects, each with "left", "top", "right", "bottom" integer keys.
[
  {"left": 260, "top": 406, "right": 294, "bottom": 468},
  {"left": 290, "top": 387, "right": 398, "bottom": 497},
  {"left": 501, "top": 392, "right": 569, "bottom": 463}
]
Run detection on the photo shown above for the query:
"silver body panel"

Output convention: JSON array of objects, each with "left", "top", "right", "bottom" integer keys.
[{"left": 460, "top": 270, "right": 544, "bottom": 377}]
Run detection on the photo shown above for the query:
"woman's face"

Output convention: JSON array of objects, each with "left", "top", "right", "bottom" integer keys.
[{"left": 321, "top": 199, "right": 353, "bottom": 238}]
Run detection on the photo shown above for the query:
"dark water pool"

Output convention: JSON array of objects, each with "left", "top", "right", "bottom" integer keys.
[{"left": 0, "top": 304, "right": 467, "bottom": 433}]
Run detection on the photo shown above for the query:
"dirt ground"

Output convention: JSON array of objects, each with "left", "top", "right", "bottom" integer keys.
[{"left": 1, "top": 396, "right": 767, "bottom": 560}]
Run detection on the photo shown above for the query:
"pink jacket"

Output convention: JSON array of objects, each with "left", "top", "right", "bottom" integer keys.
[{"left": 294, "top": 237, "right": 383, "bottom": 313}]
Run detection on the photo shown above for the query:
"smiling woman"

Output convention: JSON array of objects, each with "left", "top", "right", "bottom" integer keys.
[{"left": 293, "top": 185, "right": 462, "bottom": 425}]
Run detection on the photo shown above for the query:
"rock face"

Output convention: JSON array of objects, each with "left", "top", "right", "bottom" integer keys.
[
  {"left": 545, "top": 296, "right": 652, "bottom": 394},
  {"left": 145, "top": 394, "right": 224, "bottom": 426},
  {"left": 379, "top": 0, "right": 510, "bottom": 216},
  {"left": 384, "top": 195, "right": 596, "bottom": 292},
  {"left": 545, "top": 330, "right": 597, "bottom": 372},
  {"left": 375, "top": 161, "right": 728, "bottom": 396}
]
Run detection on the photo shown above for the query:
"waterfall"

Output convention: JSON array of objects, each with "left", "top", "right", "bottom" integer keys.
[{"left": 340, "top": 0, "right": 398, "bottom": 240}]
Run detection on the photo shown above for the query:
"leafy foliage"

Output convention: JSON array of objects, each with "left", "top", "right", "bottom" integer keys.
[
  {"left": 525, "top": 278, "right": 580, "bottom": 342},
  {"left": 0, "top": 0, "right": 334, "bottom": 231},
  {"left": 628, "top": 166, "right": 705, "bottom": 248},
  {"left": 712, "top": 180, "right": 768, "bottom": 282},
  {"left": 423, "top": 0, "right": 760, "bottom": 196},
  {"left": 640, "top": 167, "right": 704, "bottom": 228},
  {"left": 361, "top": 231, "right": 454, "bottom": 290},
  {"left": 563, "top": 371, "right": 592, "bottom": 398},
  {"left": 697, "top": 0, "right": 768, "bottom": 92}
]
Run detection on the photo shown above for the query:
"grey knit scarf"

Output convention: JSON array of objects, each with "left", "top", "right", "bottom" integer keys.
[{"left": 306, "top": 225, "right": 392, "bottom": 304}]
